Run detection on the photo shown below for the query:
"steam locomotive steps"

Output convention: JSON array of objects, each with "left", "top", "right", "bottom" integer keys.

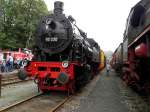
[{"left": 0, "top": 93, "right": 72, "bottom": 112}]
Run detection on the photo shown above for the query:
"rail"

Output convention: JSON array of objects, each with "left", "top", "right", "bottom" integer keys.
[
  {"left": 50, "top": 95, "right": 72, "bottom": 112},
  {"left": 2, "top": 79, "right": 32, "bottom": 86},
  {"left": 0, "top": 93, "right": 72, "bottom": 112},
  {"left": 0, "top": 93, "right": 42, "bottom": 112}
]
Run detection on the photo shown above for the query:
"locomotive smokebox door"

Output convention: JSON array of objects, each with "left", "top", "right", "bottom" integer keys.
[{"left": 36, "top": 1, "right": 73, "bottom": 54}]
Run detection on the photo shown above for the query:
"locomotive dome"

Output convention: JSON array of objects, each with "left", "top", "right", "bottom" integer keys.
[{"left": 36, "top": 1, "right": 73, "bottom": 54}]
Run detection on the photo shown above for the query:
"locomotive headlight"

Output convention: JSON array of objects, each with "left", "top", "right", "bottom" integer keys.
[
  {"left": 62, "top": 61, "right": 69, "bottom": 68},
  {"left": 22, "top": 59, "right": 29, "bottom": 67}
]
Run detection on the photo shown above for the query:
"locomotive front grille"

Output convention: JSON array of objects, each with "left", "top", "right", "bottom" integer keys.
[
  {"left": 38, "top": 66, "right": 60, "bottom": 72},
  {"left": 38, "top": 67, "right": 47, "bottom": 71},
  {"left": 50, "top": 67, "right": 60, "bottom": 72}
]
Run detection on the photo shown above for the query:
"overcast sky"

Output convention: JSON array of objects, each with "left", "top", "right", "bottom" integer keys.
[{"left": 44, "top": 0, "right": 140, "bottom": 52}]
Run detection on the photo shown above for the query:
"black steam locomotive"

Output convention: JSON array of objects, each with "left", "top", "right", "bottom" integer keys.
[
  {"left": 33, "top": 1, "right": 100, "bottom": 65},
  {"left": 18, "top": 1, "right": 100, "bottom": 94}
]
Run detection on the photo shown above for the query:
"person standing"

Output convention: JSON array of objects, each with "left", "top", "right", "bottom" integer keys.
[
  {"left": 7, "top": 53, "right": 14, "bottom": 72},
  {"left": 106, "top": 63, "right": 110, "bottom": 75},
  {"left": 2, "top": 59, "right": 7, "bottom": 72},
  {"left": 0, "top": 51, "right": 3, "bottom": 72},
  {"left": 9, "top": 54, "right": 14, "bottom": 71},
  {"left": 6, "top": 54, "right": 10, "bottom": 72}
]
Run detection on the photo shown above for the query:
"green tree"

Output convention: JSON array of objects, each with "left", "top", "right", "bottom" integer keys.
[{"left": 0, "top": 0, "right": 49, "bottom": 49}]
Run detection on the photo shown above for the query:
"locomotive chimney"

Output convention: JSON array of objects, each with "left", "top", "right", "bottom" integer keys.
[{"left": 54, "top": 1, "right": 64, "bottom": 15}]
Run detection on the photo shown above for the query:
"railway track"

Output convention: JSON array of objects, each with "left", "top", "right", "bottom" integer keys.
[
  {"left": 1, "top": 70, "right": 33, "bottom": 86},
  {"left": 0, "top": 72, "right": 100, "bottom": 112},
  {"left": 1, "top": 76, "right": 32, "bottom": 86},
  {"left": 0, "top": 92, "right": 73, "bottom": 112},
  {"left": 2, "top": 77, "right": 18, "bottom": 81},
  {"left": 0, "top": 71, "right": 73, "bottom": 112},
  {"left": 0, "top": 93, "right": 42, "bottom": 112},
  {"left": 50, "top": 95, "right": 72, "bottom": 112},
  {"left": 2, "top": 78, "right": 32, "bottom": 86}
]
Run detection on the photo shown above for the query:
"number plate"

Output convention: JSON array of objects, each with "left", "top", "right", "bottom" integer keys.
[{"left": 45, "top": 37, "right": 58, "bottom": 42}]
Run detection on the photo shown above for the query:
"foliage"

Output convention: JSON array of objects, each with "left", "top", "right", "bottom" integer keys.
[{"left": 0, "top": 0, "right": 49, "bottom": 49}]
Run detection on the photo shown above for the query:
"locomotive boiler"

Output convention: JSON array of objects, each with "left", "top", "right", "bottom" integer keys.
[{"left": 18, "top": 1, "right": 100, "bottom": 94}]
